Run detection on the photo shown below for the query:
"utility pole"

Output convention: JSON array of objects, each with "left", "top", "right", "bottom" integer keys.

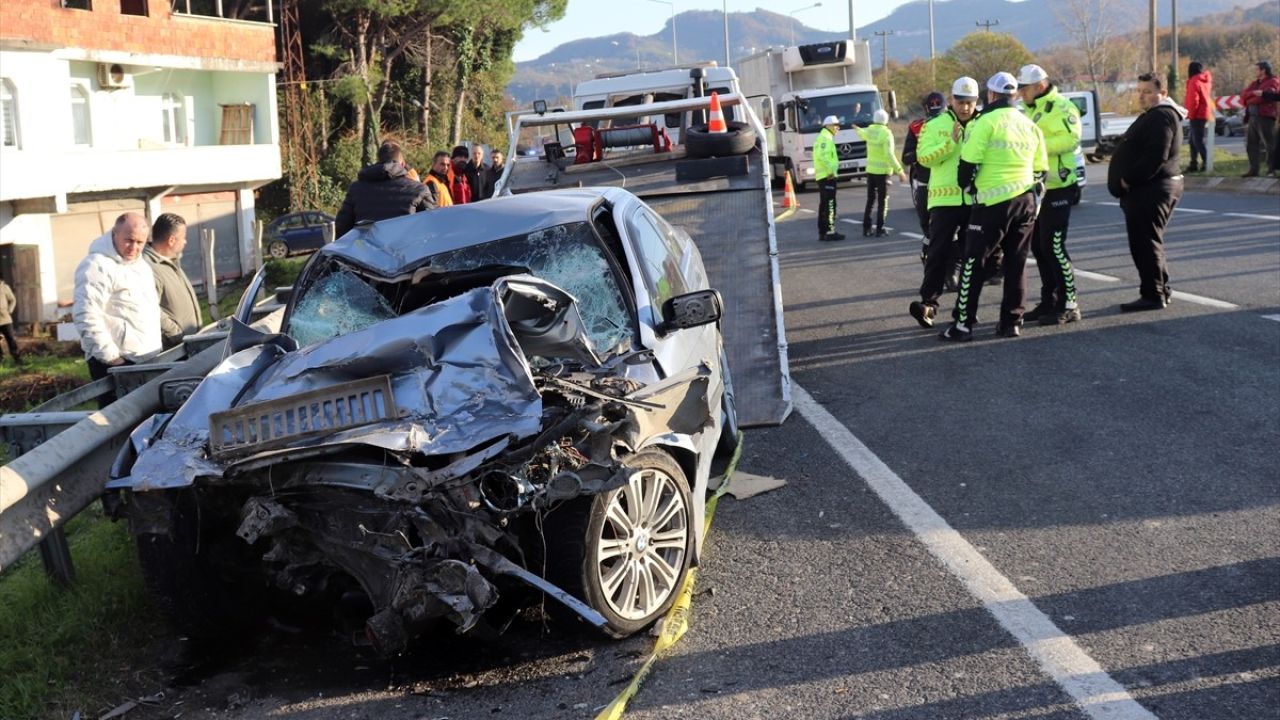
[
  {"left": 874, "top": 30, "right": 894, "bottom": 86},
  {"left": 975, "top": 19, "right": 1000, "bottom": 32},
  {"left": 1148, "top": 0, "right": 1157, "bottom": 73},
  {"left": 848, "top": 0, "right": 856, "bottom": 41},
  {"left": 723, "top": 1, "right": 730, "bottom": 67},
  {"left": 928, "top": 0, "right": 936, "bottom": 86},
  {"left": 1171, "top": 0, "right": 1180, "bottom": 91}
]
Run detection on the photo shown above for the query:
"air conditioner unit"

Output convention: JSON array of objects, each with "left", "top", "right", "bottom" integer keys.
[{"left": 97, "top": 63, "right": 131, "bottom": 90}]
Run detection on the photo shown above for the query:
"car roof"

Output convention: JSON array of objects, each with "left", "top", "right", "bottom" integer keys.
[{"left": 319, "top": 189, "right": 625, "bottom": 275}]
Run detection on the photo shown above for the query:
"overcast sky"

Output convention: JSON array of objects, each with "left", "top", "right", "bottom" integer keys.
[{"left": 513, "top": 0, "right": 924, "bottom": 62}]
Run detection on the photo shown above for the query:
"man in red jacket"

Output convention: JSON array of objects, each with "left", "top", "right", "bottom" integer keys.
[
  {"left": 1241, "top": 61, "right": 1280, "bottom": 177},
  {"left": 1183, "top": 61, "right": 1213, "bottom": 173}
]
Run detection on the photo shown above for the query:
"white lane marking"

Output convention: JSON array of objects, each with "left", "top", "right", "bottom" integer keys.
[
  {"left": 1028, "top": 260, "right": 1122, "bottom": 283},
  {"left": 1096, "top": 201, "right": 1122, "bottom": 206},
  {"left": 1175, "top": 207, "right": 1214, "bottom": 214},
  {"left": 1170, "top": 290, "right": 1239, "bottom": 309},
  {"left": 1074, "top": 269, "right": 1122, "bottom": 283},
  {"left": 1263, "top": 314, "right": 1280, "bottom": 322},
  {"left": 1224, "top": 212, "right": 1280, "bottom": 221},
  {"left": 793, "top": 384, "right": 1158, "bottom": 720},
  {"left": 798, "top": 208, "right": 816, "bottom": 214},
  {"left": 901, "top": 231, "right": 925, "bottom": 239}
]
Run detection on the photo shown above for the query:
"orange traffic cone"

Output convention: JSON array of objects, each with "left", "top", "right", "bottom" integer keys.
[
  {"left": 707, "top": 91, "right": 727, "bottom": 134},
  {"left": 782, "top": 170, "right": 798, "bottom": 209}
]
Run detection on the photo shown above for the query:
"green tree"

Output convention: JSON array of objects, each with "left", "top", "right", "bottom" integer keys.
[{"left": 939, "top": 32, "right": 1035, "bottom": 93}]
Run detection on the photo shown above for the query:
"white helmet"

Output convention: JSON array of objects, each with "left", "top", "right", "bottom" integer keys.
[
  {"left": 951, "top": 76, "right": 980, "bottom": 100},
  {"left": 822, "top": 115, "right": 841, "bottom": 127},
  {"left": 872, "top": 109, "right": 889, "bottom": 125},
  {"left": 1017, "top": 64, "right": 1048, "bottom": 86}
]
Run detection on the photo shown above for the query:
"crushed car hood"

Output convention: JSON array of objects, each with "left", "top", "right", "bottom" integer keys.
[{"left": 119, "top": 276, "right": 601, "bottom": 490}]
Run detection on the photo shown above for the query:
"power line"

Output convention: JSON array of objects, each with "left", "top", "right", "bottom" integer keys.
[{"left": 975, "top": 19, "right": 1000, "bottom": 31}]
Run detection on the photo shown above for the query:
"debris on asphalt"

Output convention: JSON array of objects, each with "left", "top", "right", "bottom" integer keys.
[{"left": 726, "top": 472, "right": 788, "bottom": 499}]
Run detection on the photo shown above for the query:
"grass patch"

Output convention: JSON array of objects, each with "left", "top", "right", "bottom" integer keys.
[
  {"left": 0, "top": 503, "right": 170, "bottom": 720},
  {"left": 1200, "top": 148, "right": 1250, "bottom": 177}
]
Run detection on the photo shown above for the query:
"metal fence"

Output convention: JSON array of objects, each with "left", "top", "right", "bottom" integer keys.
[{"left": 0, "top": 301, "right": 284, "bottom": 585}]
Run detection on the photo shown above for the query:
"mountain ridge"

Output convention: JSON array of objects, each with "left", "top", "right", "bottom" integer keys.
[{"left": 508, "top": 0, "right": 1275, "bottom": 104}]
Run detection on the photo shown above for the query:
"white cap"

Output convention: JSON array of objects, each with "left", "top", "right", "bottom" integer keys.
[
  {"left": 951, "top": 76, "right": 980, "bottom": 99},
  {"left": 872, "top": 109, "right": 889, "bottom": 125},
  {"left": 1017, "top": 64, "right": 1048, "bottom": 86},
  {"left": 822, "top": 115, "right": 841, "bottom": 127},
  {"left": 987, "top": 71, "right": 1018, "bottom": 94}
]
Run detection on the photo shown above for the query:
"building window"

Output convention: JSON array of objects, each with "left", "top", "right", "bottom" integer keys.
[
  {"left": 120, "top": 0, "right": 147, "bottom": 16},
  {"left": 60, "top": 0, "right": 91, "bottom": 9},
  {"left": 1, "top": 79, "right": 18, "bottom": 148},
  {"left": 161, "top": 93, "right": 186, "bottom": 145},
  {"left": 70, "top": 85, "right": 92, "bottom": 146}
]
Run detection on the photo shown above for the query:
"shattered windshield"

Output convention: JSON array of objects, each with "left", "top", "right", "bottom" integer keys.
[
  {"left": 423, "top": 222, "right": 634, "bottom": 355},
  {"left": 288, "top": 269, "right": 397, "bottom": 347}
]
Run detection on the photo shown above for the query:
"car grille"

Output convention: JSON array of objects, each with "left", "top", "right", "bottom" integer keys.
[
  {"left": 209, "top": 375, "right": 398, "bottom": 460},
  {"left": 837, "top": 142, "right": 866, "bottom": 161}
]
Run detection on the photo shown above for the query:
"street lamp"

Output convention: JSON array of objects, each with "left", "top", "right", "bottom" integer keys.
[
  {"left": 648, "top": 0, "right": 677, "bottom": 64},
  {"left": 789, "top": 2, "right": 822, "bottom": 46}
]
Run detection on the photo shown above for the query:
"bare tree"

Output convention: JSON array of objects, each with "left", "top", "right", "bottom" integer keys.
[{"left": 1053, "top": 0, "right": 1138, "bottom": 96}]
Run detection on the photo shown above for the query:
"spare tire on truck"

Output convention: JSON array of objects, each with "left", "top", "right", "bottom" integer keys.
[{"left": 685, "top": 121, "right": 756, "bottom": 158}]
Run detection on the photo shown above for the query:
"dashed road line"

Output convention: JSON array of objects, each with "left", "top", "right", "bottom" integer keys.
[
  {"left": 1262, "top": 314, "right": 1280, "bottom": 323},
  {"left": 1175, "top": 207, "right": 1214, "bottom": 214},
  {"left": 1027, "top": 259, "right": 1121, "bottom": 283},
  {"left": 1224, "top": 212, "right": 1280, "bottom": 221},
  {"left": 1169, "top": 290, "right": 1239, "bottom": 309},
  {"left": 793, "top": 384, "right": 1158, "bottom": 720},
  {"left": 901, "top": 231, "right": 925, "bottom": 239}
]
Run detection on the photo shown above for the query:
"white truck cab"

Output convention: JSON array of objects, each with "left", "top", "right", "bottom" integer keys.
[{"left": 736, "top": 40, "right": 882, "bottom": 190}]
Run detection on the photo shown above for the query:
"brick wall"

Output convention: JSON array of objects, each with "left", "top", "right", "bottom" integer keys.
[{"left": 0, "top": 0, "right": 275, "bottom": 64}]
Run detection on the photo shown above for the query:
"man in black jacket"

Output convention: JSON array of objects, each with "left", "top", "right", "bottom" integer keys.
[
  {"left": 335, "top": 141, "right": 435, "bottom": 236},
  {"left": 1108, "top": 73, "right": 1185, "bottom": 311}
]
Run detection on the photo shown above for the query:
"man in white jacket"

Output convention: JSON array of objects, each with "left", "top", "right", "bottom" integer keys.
[{"left": 73, "top": 212, "right": 161, "bottom": 405}]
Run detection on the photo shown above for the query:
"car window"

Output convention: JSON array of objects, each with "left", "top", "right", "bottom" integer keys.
[
  {"left": 288, "top": 269, "right": 397, "bottom": 347},
  {"left": 422, "top": 222, "right": 634, "bottom": 356},
  {"left": 275, "top": 214, "right": 304, "bottom": 231},
  {"left": 629, "top": 209, "right": 689, "bottom": 310}
]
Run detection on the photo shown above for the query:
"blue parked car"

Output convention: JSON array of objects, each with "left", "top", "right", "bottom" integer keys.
[{"left": 264, "top": 211, "right": 335, "bottom": 259}]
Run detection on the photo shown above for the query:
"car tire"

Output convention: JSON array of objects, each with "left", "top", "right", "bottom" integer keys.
[
  {"left": 268, "top": 240, "right": 289, "bottom": 259},
  {"left": 544, "top": 449, "right": 693, "bottom": 638},
  {"left": 133, "top": 489, "right": 266, "bottom": 641},
  {"left": 685, "top": 121, "right": 756, "bottom": 158}
]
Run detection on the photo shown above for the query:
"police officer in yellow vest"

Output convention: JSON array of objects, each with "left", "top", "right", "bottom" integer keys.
[
  {"left": 1017, "top": 64, "right": 1084, "bottom": 326},
  {"left": 815, "top": 115, "right": 846, "bottom": 242},
  {"left": 855, "top": 109, "right": 908, "bottom": 236},
  {"left": 940, "top": 71, "right": 1048, "bottom": 341},
  {"left": 909, "top": 76, "right": 981, "bottom": 328}
]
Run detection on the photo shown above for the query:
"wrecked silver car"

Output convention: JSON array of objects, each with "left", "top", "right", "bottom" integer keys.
[{"left": 105, "top": 188, "right": 738, "bottom": 654}]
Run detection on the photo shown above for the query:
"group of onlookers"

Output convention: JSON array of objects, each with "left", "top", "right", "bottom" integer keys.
[
  {"left": 1184, "top": 59, "right": 1280, "bottom": 177},
  {"left": 70, "top": 211, "right": 201, "bottom": 405},
  {"left": 335, "top": 141, "right": 507, "bottom": 235}
]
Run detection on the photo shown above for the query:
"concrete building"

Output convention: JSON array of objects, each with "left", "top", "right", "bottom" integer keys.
[{"left": 0, "top": 0, "right": 281, "bottom": 325}]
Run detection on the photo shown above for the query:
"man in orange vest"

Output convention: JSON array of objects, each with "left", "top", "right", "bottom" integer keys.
[{"left": 424, "top": 151, "right": 454, "bottom": 207}]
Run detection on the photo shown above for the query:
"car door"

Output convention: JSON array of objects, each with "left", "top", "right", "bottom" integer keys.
[{"left": 622, "top": 204, "right": 715, "bottom": 378}]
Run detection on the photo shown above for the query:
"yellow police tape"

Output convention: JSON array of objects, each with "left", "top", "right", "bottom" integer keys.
[{"left": 594, "top": 435, "right": 743, "bottom": 720}]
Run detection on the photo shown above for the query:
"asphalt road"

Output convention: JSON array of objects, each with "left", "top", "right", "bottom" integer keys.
[{"left": 142, "top": 179, "right": 1279, "bottom": 720}]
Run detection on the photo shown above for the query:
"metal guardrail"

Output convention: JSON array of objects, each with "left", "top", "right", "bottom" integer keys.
[{"left": 0, "top": 302, "right": 285, "bottom": 584}]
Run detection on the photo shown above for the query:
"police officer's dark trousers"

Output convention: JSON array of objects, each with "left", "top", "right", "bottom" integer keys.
[
  {"left": 952, "top": 192, "right": 1036, "bottom": 328},
  {"left": 1120, "top": 176, "right": 1183, "bottom": 301},
  {"left": 919, "top": 205, "right": 968, "bottom": 307},
  {"left": 817, "top": 178, "right": 838, "bottom": 238},
  {"left": 863, "top": 174, "right": 888, "bottom": 233},
  {"left": 911, "top": 182, "right": 930, "bottom": 236},
  {"left": 1031, "top": 186, "right": 1078, "bottom": 311}
]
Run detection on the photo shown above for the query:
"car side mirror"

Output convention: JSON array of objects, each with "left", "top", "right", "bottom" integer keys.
[
  {"left": 659, "top": 289, "right": 722, "bottom": 335},
  {"left": 228, "top": 316, "right": 299, "bottom": 355}
]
